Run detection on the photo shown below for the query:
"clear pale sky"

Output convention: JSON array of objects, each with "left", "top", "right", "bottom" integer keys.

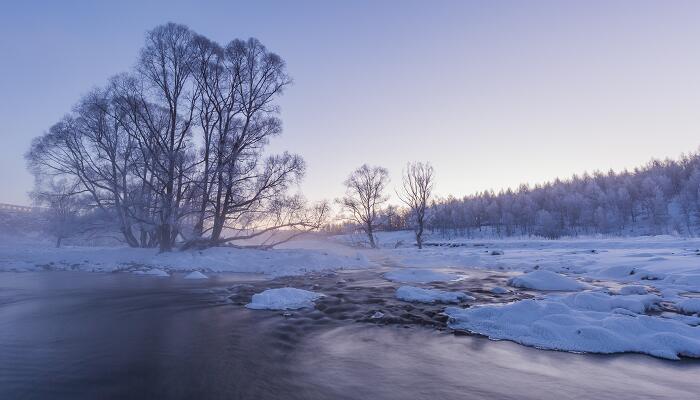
[{"left": 2, "top": 1, "right": 700, "bottom": 205}]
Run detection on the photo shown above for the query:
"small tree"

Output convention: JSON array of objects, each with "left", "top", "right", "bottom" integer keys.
[
  {"left": 397, "top": 162, "right": 434, "bottom": 249},
  {"left": 338, "top": 164, "right": 389, "bottom": 248},
  {"left": 32, "top": 180, "right": 84, "bottom": 247}
]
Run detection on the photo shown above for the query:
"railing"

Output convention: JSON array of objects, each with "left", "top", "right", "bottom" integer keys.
[{"left": 0, "top": 203, "right": 40, "bottom": 213}]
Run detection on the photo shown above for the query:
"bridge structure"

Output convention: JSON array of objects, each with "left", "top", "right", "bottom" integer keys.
[{"left": 0, "top": 203, "right": 42, "bottom": 213}]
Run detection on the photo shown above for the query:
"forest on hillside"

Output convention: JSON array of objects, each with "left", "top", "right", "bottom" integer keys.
[{"left": 360, "top": 152, "right": 700, "bottom": 240}]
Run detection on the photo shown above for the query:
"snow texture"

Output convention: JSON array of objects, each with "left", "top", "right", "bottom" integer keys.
[
  {"left": 184, "top": 271, "right": 208, "bottom": 279},
  {"left": 445, "top": 292, "right": 700, "bottom": 360},
  {"left": 395, "top": 286, "right": 474, "bottom": 304},
  {"left": 508, "top": 270, "right": 587, "bottom": 291},
  {"left": 245, "top": 288, "right": 324, "bottom": 310}
]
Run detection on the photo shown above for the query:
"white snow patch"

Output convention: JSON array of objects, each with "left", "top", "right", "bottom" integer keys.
[
  {"left": 245, "top": 288, "right": 324, "bottom": 310},
  {"left": 508, "top": 270, "right": 587, "bottom": 291},
  {"left": 618, "top": 285, "right": 648, "bottom": 295},
  {"left": 395, "top": 286, "right": 473, "bottom": 304},
  {"left": 677, "top": 298, "right": 700, "bottom": 314},
  {"left": 445, "top": 293, "right": 700, "bottom": 360},
  {"left": 184, "top": 271, "right": 208, "bottom": 280},
  {"left": 384, "top": 269, "right": 464, "bottom": 283}
]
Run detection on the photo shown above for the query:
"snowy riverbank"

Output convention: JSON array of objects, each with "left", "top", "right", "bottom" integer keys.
[
  {"left": 4, "top": 232, "right": 700, "bottom": 359},
  {"left": 0, "top": 236, "right": 375, "bottom": 277}
]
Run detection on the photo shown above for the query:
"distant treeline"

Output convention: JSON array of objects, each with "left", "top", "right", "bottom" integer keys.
[{"left": 332, "top": 151, "right": 700, "bottom": 239}]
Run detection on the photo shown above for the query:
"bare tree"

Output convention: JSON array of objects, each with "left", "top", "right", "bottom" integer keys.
[
  {"left": 338, "top": 164, "right": 390, "bottom": 248},
  {"left": 31, "top": 179, "right": 84, "bottom": 247},
  {"left": 397, "top": 162, "right": 434, "bottom": 249},
  {"left": 27, "top": 23, "right": 321, "bottom": 252}
]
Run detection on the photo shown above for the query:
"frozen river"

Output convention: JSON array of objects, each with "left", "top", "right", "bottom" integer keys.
[{"left": 1, "top": 271, "right": 699, "bottom": 399}]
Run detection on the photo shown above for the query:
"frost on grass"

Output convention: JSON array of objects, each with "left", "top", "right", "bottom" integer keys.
[
  {"left": 245, "top": 288, "right": 324, "bottom": 310},
  {"left": 395, "top": 286, "right": 474, "bottom": 304},
  {"left": 384, "top": 269, "right": 463, "bottom": 284},
  {"left": 445, "top": 292, "right": 700, "bottom": 360},
  {"left": 508, "top": 270, "right": 587, "bottom": 291},
  {"left": 184, "top": 271, "right": 208, "bottom": 280}
]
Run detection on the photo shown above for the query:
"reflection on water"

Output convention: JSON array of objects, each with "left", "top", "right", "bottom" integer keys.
[{"left": 0, "top": 272, "right": 699, "bottom": 400}]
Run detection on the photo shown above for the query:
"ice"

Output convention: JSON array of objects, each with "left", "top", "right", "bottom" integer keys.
[
  {"left": 245, "top": 288, "right": 324, "bottom": 310},
  {"left": 184, "top": 271, "right": 208, "bottom": 279},
  {"left": 491, "top": 286, "right": 511, "bottom": 294},
  {"left": 395, "top": 286, "right": 474, "bottom": 304},
  {"left": 508, "top": 270, "right": 587, "bottom": 291},
  {"left": 445, "top": 293, "right": 700, "bottom": 360},
  {"left": 384, "top": 269, "right": 463, "bottom": 283}
]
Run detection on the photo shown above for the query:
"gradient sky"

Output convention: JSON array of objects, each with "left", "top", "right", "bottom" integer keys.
[{"left": 2, "top": 1, "right": 700, "bottom": 205}]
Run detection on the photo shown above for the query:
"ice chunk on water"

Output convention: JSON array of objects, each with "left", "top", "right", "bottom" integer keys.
[
  {"left": 184, "top": 271, "right": 208, "bottom": 280},
  {"left": 246, "top": 288, "right": 324, "bottom": 310},
  {"left": 508, "top": 270, "right": 587, "bottom": 291},
  {"left": 396, "top": 286, "right": 474, "bottom": 304}
]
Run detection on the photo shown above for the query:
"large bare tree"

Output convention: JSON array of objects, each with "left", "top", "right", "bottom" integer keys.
[
  {"left": 27, "top": 23, "right": 323, "bottom": 251},
  {"left": 397, "top": 162, "right": 434, "bottom": 249},
  {"left": 338, "top": 164, "right": 390, "bottom": 248}
]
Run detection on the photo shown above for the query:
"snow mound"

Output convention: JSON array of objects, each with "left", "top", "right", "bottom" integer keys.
[
  {"left": 618, "top": 285, "right": 648, "bottom": 295},
  {"left": 491, "top": 286, "right": 511, "bottom": 294},
  {"left": 396, "top": 286, "right": 473, "bottom": 304},
  {"left": 245, "top": 288, "right": 324, "bottom": 310},
  {"left": 184, "top": 271, "right": 208, "bottom": 280},
  {"left": 508, "top": 270, "right": 587, "bottom": 291},
  {"left": 445, "top": 293, "right": 700, "bottom": 360},
  {"left": 384, "top": 269, "right": 464, "bottom": 283},
  {"left": 677, "top": 298, "right": 700, "bottom": 314}
]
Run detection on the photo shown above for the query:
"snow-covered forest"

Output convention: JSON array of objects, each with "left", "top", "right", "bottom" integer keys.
[{"left": 421, "top": 153, "right": 700, "bottom": 239}]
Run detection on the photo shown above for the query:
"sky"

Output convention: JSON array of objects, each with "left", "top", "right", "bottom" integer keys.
[{"left": 2, "top": 0, "right": 700, "bottom": 206}]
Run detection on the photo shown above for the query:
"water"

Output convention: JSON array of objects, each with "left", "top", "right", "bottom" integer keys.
[{"left": 1, "top": 272, "right": 699, "bottom": 399}]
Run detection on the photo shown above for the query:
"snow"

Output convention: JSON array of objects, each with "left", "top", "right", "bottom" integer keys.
[
  {"left": 618, "top": 285, "right": 649, "bottom": 295},
  {"left": 395, "top": 286, "right": 474, "bottom": 304},
  {"left": 677, "top": 298, "right": 700, "bottom": 314},
  {"left": 508, "top": 270, "right": 588, "bottom": 291},
  {"left": 184, "top": 271, "right": 208, "bottom": 279},
  {"left": 384, "top": 269, "right": 464, "bottom": 283},
  {"left": 245, "top": 288, "right": 324, "bottom": 310},
  {"left": 0, "top": 237, "right": 375, "bottom": 277},
  {"left": 445, "top": 292, "right": 700, "bottom": 360},
  {"left": 9, "top": 230, "right": 700, "bottom": 360}
]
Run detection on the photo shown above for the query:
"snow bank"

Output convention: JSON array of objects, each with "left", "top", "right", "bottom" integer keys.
[
  {"left": 245, "top": 288, "right": 324, "bottom": 310},
  {"left": 184, "top": 271, "right": 208, "bottom": 280},
  {"left": 677, "top": 298, "right": 700, "bottom": 314},
  {"left": 445, "top": 292, "right": 700, "bottom": 360},
  {"left": 508, "top": 270, "right": 587, "bottom": 291},
  {"left": 0, "top": 241, "right": 375, "bottom": 277},
  {"left": 395, "top": 286, "right": 474, "bottom": 304},
  {"left": 384, "top": 269, "right": 464, "bottom": 283}
]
